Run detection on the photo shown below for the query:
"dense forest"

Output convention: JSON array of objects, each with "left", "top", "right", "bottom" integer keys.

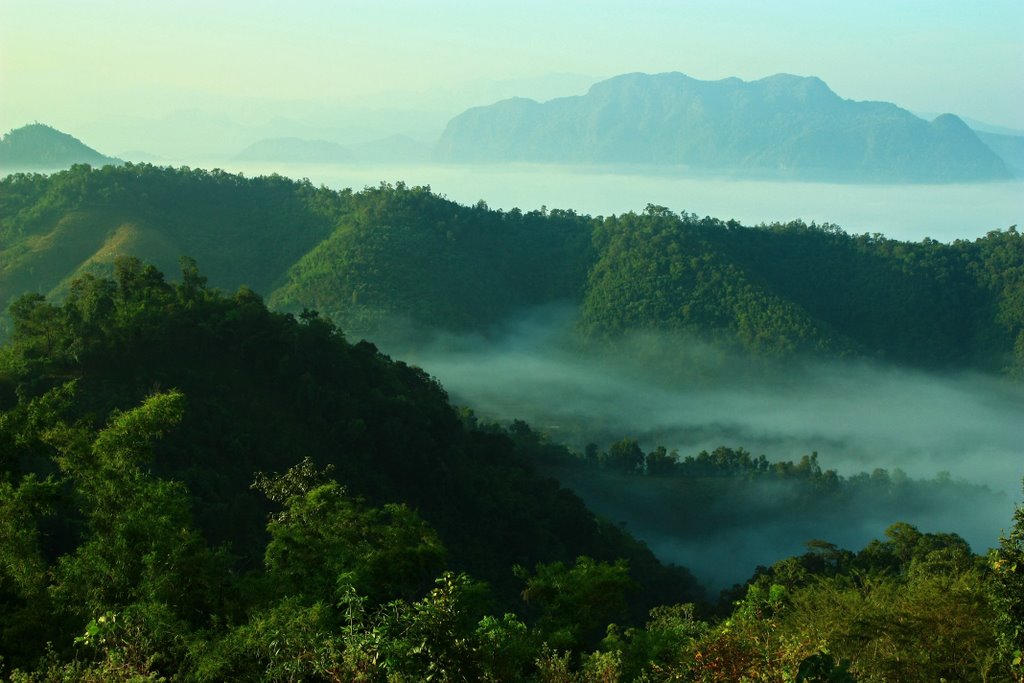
[
  {"left": 0, "top": 262, "right": 1021, "bottom": 680},
  {"left": 2, "top": 164, "right": 1023, "bottom": 375},
  {"left": 1, "top": 164, "right": 1023, "bottom": 679}
]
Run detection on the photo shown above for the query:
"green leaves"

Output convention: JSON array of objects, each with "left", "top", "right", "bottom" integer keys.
[
  {"left": 991, "top": 481, "right": 1024, "bottom": 677},
  {"left": 261, "top": 478, "right": 447, "bottom": 606},
  {"left": 518, "top": 556, "right": 635, "bottom": 652},
  {"left": 91, "top": 390, "right": 184, "bottom": 474}
]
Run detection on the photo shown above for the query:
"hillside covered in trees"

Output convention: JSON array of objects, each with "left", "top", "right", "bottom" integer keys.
[
  {"left": 1, "top": 262, "right": 1021, "bottom": 681},
  {"left": 2, "top": 163, "right": 1023, "bottom": 376}
]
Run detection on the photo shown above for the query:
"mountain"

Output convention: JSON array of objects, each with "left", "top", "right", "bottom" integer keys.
[
  {"left": 576, "top": 207, "right": 1023, "bottom": 372},
  {"left": 958, "top": 116, "right": 1024, "bottom": 137},
  {"left": 435, "top": 72, "right": 1012, "bottom": 183},
  {"left": 2, "top": 165, "right": 1022, "bottom": 375},
  {"left": 976, "top": 130, "right": 1024, "bottom": 176},
  {"left": 234, "top": 136, "right": 353, "bottom": 163},
  {"left": 0, "top": 164, "right": 345, "bottom": 317},
  {"left": 1, "top": 258, "right": 1009, "bottom": 682},
  {"left": 267, "top": 182, "right": 594, "bottom": 333},
  {"left": 0, "top": 258, "right": 702, "bottom": 671},
  {"left": 0, "top": 123, "right": 121, "bottom": 171}
]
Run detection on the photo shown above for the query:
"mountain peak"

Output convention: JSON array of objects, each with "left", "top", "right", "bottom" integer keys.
[
  {"left": 0, "top": 123, "right": 120, "bottom": 171},
  {"left": 435, "top": 72, "right": 1010, "bottom": 182},
  {"left": 930, "top": 112, "right": 972, "bottom": 130},
  {"left": 758, "top": 72, "right": 826, "bottom": 86}
]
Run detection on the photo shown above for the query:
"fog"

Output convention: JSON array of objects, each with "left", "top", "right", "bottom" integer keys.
[
  {"left": 215, "top": 161, "right": 1023, "bottom": 243},
  {"left": 379, "top": 305, "right": 1024, "bottom": 589}
]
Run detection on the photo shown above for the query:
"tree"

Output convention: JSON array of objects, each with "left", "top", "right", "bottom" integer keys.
[
  {"left": 992, "top": 479, "right": 1024, "bottom": 679},
  {"left": 259, "top": 461, "right": 447, "bottom": 606},
  {"left": 645, "top": 445, "right": 678, "bottom": 476},
  {"left": 0, "top": 390, "right": 230, "bottom": 679},
  {"left": 517, "top": 556, "right": 635, "bottom": 651},
  {"left": 603, "top": 438, "right": 644, "bottom": 474}
]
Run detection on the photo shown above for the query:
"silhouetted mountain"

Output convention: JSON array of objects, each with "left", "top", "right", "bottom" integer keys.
[
  {"left": 976, "top": 131, "right": 1024, "bottom": 176},
  {"left": 435, "top": 72, "right": 1012, "bottom": 182},
  {"left": 0, "top": 123, "right": 121, "bottom": 171}
]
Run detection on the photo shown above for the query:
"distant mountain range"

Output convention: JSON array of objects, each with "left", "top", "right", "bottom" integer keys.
[
  {"left": 435, "top": 72, "right": 1014, "bottom": 182},
  {"left": 975, "top": 131, "right": 1024, "bottom": 176},
  {"left": 0, "top": 123, "right": 121, "bottom": 170},
  {"left": 2, "top": 73, "right": 1021, "bottom": 182}
]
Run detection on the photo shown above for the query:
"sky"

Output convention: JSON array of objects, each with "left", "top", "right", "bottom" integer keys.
[{"left": 2, "top": 0, "right": 1023, "bottom": 147}]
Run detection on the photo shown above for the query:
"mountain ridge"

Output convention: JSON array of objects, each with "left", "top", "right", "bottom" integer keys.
[
  {"left": 435, "top": 72, "right": 1012, "bottom": 182},
  {"left": 2, "top": 165, "right": 1022, "bottom": 375}
]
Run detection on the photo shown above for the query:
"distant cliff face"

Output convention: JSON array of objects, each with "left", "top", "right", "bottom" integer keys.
[
  {"left": 435, "top": 72, "right": 1012, "bottom": 183},
  {"left": 0, "top": 123, "right": 121, "bottom": 171}
]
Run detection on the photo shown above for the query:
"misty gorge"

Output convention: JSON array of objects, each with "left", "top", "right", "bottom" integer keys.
[{"left": 397, "top": 307, "right": 1022, "bottom": 588}]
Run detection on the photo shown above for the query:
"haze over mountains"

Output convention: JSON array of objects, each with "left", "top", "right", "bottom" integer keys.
[
  {"left": 2, "top": 72, "right": 1021, "bottom": 182},
  {"left": 436, "top": 72, "right": 1013, "bottom": 182},
  {"left": 975, "top": 130, "right": 1024, "bottom": 175},
  {"left": 0, "top": 123, "right": 121, "bottom": 171}
]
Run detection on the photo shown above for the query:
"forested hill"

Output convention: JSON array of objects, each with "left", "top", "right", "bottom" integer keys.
[
  {"left": 578, "top": 207, "right": 1024, "bottom": 372},
  {"left": 0, "top": 123, "right": 121, "bottom": 171},
  {"left": 0, "top": 164, "right": 346, "bottom": 305},
  {"left": 434, "top": 72, "right": 1012, "bottom": 183},
  {"left": 0, "top": 261, "right": 701, "bottom": 665},
  {"left": 3, "top": 262, "right": 1021, "bottom": 681},
  {"left": 2, "top": 164, "right": 1022, "bottom": 374}
]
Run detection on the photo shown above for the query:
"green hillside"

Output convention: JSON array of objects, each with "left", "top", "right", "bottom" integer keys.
[
  {"left": 1, "top": 163, "right": 346, "bottom": 315},
  {"left": 2, "top": 164, "right": 1022, "bottom": 375},
  {"left": 579, "top": 206, "right": 1024, "bottom": 372},
  {"left": 0, "top": 261, "right": 700, "bottom": 665},
  {"left": 268, "top": 182, "right": 594, "bottom": 333},
  {"left": 0, "top": 261, "right": 1019, "bottom": 681}
]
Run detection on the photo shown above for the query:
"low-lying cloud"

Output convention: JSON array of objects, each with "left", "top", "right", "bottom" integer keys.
[{"left": 376, "top": 305, "right": 1023, "bottom": 588}]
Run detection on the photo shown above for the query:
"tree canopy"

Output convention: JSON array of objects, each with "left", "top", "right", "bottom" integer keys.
[
  {"left": 3, "top": 165, "right": 1022, "bottom": 374},
  {"left": 0, "top": 261, "right": 1018, "bottom": 680}
]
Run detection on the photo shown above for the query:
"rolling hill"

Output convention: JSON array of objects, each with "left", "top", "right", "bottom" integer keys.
[{"left": 2, "top": 164, "right": 1022, "bottom": 374}]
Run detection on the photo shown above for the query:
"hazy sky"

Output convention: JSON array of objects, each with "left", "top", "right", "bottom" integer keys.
[{"left": 2, "top": 0, "right": 1023, "bottom": 137}]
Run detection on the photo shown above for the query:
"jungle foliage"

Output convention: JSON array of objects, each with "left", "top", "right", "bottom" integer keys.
[
  {"left": 0, "top": 262, "right": 1020, "bottom": 681},
  {"left": 2, "top": 165, "right": 1022, "bottom": 374}
]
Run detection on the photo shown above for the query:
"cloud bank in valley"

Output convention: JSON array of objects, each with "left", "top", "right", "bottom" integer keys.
[{"left": 382, "top": 306, "right": 1024, "bottom": 588}]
